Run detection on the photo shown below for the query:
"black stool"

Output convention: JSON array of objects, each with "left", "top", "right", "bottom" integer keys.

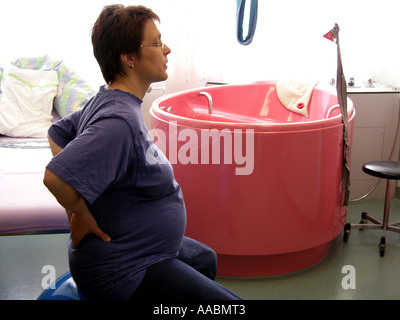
[{"left": 343, "top": 160, "right": 400, "bottom": 256}]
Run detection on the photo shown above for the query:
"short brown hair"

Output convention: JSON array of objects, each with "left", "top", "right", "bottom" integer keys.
[{"left": 91, "top": 4, "right": 160, "bottom": 84}]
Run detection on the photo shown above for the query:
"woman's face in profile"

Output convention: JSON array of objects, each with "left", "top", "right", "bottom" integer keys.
[{"left": 135, "top": 19, "right": 171, "bottom": 84}]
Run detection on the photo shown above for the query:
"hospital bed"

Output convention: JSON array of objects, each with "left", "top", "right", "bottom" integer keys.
[
  {"left": 0, "top": 135, "right": 69, "bottom": 236},
  {"left": 0, "top": 55, "right": 95, "bottom": 236}
]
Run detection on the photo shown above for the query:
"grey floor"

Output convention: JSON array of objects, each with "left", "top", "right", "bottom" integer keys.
[{"left": 1, "top": 198, "right": 399, "bottom": 300}]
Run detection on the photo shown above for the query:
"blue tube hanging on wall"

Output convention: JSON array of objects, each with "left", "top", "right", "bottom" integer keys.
[{"left": 236, "top": 0, "right": 258, "bottom": 45}]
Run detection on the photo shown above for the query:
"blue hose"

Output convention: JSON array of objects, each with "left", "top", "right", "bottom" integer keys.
[{"left": 236, "top": 0, "right": 258, "bottom": 45}]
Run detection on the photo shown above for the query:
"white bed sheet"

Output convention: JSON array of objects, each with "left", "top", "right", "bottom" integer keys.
[
  {"left": 0, "top": 139, "right": 52, "bottom": 173},
  {"left": 0, "top": 137, "right": 68, "bottom": 235}
]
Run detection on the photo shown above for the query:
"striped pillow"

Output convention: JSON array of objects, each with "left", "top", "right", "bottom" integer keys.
[{"left": 12, "top": 55, "right": 96, "bottom": 117}]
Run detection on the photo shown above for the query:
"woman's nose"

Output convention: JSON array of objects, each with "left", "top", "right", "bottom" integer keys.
[{"left": 163, "top": 44, "right": 171, "bottom": 55}]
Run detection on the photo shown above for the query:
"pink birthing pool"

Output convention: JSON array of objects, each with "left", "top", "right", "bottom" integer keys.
[{"left": 150, "top": 80, "right": 354, "bottom": 276}]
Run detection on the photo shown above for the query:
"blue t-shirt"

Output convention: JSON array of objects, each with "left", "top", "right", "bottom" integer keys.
[{"left": 46, "top": 86, "right": 186, "bottom": 299}]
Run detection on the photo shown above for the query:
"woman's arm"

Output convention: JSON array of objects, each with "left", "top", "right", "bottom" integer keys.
[
  {"left": 47, "top": 108, "right": 83, "bottom": 151},
  {"left": 43, "top": 168, "right": 111, "bottom": 248},
  {"left": 45, "top": 111, "right": 110, "bottom": 248},
  {"left": 45, "top": 127, "right": 110, "bottom": 248},
  {"left": 48, "top": 134, "right": 63, "bottom": 156}
]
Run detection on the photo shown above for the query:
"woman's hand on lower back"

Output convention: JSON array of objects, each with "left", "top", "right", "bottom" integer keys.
[{"left": 68, "top": 207, "right": 111, "bottom": 249}]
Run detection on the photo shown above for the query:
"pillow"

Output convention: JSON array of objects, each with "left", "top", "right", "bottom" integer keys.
[
  {"left": 12, "top": 55, "right": 62, "bottom": 71},
  {"left": 0, "top": 65, "right": 58, "bottom": 137},
  {"left": 53, "top": 63, "right": 96, "bottom": 117},
  {"left": 12, "top": 55, "right": 96, "bottom": 117},
  {"left": 276, "top": 79, "right": 319, "bottom": 118}
]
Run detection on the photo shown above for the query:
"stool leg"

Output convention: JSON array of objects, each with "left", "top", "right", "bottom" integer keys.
[
  {"left": 362, "top": 212, "right": 382, "bottom": 226},
  {"left": 382, "top": 179, "right": 392, "bottom": 236},
  {"left": 379, "top": 179, "right": 392, "bottom": 257}
]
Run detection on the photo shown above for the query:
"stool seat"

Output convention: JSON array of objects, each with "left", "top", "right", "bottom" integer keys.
[
  {"left": 37, "top": 271, "right": 88, "bottom": 300},
  {"left": 363, "top": 161, "right": 400, "bottom": 180}
]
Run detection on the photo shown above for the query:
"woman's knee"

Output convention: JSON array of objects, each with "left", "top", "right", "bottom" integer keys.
[{"left": 178, "top": 237, "right": 218, "bottom": 279}]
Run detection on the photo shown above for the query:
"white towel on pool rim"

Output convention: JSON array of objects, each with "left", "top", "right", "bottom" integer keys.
[{"left": 276, "top": 79, "right": 319, "bottom": 118}]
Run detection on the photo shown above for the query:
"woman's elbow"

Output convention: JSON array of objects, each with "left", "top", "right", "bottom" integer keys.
[{"left": 43, "top": 168, "right": 60, "bottom": 192}]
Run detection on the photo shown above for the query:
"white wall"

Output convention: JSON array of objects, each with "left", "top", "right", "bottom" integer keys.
[{"left": 1, "top": 0, "right": 399, "bottom": 93}]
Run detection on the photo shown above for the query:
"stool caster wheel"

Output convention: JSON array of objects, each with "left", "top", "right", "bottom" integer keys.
[
  {"left": 359, "top": 212, "right": 367, "bottom": 230},
  {"left": 379, "top": 237, "right": 386, "bottom": 257},
  {"left": 343, "top": 223, "right": 351, "bottom": 242}
]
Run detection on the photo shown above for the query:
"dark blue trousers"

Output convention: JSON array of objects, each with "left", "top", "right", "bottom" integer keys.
[{"left": 129, "top": 237, "right": 242, "bottom": 300}]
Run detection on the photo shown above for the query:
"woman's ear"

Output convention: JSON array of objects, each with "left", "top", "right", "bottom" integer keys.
[{"left": 120, "top": 53, "right": 136, "bottom": 70}]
